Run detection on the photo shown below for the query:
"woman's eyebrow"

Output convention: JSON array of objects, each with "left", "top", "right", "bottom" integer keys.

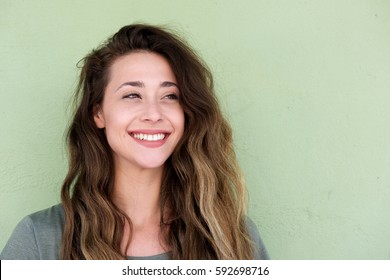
[
  {"left": 116, "top": 81, "right": 145, "bottom": 92},
  {"left": 160, "top": 81, "right": 178, "bottom": 88},
  {"left": 115, "top": 80, "right": 178, "bottom": 92}
]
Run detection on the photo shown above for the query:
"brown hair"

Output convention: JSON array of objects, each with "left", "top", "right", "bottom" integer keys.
[{"left": 61, "top": 24, "right": 254, "bottom": 259}]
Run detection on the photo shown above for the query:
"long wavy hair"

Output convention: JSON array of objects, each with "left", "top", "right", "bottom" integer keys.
[{"left": 61, "top": 24, "right": 254, "bottom": 259}]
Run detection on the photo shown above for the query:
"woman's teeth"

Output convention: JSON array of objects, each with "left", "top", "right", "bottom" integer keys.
[{"left": 133, "top": 133, "right": 166, "bottom": 141}]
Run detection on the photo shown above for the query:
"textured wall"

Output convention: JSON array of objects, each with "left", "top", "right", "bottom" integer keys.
[{"left": 1, "top": 0, "right": 389, "bottom": 259}]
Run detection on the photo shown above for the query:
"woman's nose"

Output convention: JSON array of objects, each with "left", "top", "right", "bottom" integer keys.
[{"left": 141, "top": 101, "right": 163, "bottom": 122}]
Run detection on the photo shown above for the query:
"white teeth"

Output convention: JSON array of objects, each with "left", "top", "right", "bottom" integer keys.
[{"left": 133, "top": 133, "right": 166, "bottom": 141}]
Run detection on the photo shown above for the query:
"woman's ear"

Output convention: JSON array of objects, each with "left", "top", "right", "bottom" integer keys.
[{"left": 93, "top": 105, "right": 106, "bottom": 128}]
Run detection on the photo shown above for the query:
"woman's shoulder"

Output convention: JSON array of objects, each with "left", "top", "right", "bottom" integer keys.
[
  {"left": 0, "top": 204, "right": 64, "bottom": 260},
  {"left": 27, "top": 203, "right": 65, "bottom": 229},
  {"left": 245, "top": 216, "right": 270, "bottom": 260}
]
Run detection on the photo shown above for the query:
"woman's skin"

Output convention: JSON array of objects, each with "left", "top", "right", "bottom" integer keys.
[{"left": 94, "top": 51, "right": 185, "bottom": 256}]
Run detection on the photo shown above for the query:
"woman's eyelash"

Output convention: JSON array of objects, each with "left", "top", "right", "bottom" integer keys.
[
  {"left": 122, "top": 93, "right": 179, "bottom": 100},
  {"left": 165, "top": 93, "right": 179, "bottom": 100},
  {"left": 123, "top": 93, "right": 141, "bottom": 99}
]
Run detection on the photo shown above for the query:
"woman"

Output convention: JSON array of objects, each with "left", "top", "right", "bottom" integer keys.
[{"left": 1, "top": 24, "right": 269, "bottom": 260}]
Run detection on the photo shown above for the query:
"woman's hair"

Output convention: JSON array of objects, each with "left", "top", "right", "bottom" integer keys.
[{"left": 61, "top": 24, "right": 254, "bottom": 259}]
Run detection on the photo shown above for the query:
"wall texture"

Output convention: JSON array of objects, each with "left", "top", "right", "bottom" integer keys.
[{"left": 1, "top": 0, "right": 389, "bottom": 259}]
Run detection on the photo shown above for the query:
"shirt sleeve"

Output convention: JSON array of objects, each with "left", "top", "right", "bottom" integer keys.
[
  {"left": 0, "top": 216, "right": 40, "bottom": 260},
  {"left": 246, "top": 217, "right": 270, "bottom": 260}
]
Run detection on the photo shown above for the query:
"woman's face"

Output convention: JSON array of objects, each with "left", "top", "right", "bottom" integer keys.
[{"left": 94, "top": 51, "right": 185, "bottom": 172}]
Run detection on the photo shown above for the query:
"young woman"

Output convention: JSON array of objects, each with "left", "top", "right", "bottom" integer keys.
[{"left": 1, "top": 24, "right": 269, "bottom": 260}]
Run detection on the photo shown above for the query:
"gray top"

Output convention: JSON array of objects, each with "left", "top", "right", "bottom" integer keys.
[{"left": 1, "top": 204, "right": 269, "bottom": 260}]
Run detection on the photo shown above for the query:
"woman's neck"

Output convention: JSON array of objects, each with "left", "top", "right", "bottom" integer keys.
[
  {"left": 112, "top": 163, "right": 169, "bottom": 256},
  {"left": 112, "top": 163, "right": 163, "bottom": 226}
]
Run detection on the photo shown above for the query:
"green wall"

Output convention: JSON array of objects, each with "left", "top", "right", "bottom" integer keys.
[{"left": 1, "top": 0, "right": 389, "bottom": 259}]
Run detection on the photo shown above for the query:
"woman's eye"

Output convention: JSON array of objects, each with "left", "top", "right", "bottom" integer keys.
[
  {"left": 123, "top": 93, "right": 141, "bottom": 99},
  {"left": 164, "top": 93, "right": 179, "bottom": 100}
]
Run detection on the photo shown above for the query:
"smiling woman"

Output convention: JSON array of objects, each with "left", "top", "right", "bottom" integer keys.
[{"left": 0, "top": 24, "right": 269, "bottom": 260}]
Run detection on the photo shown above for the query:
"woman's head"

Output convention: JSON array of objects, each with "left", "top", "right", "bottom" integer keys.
[{"left": 69, "top": 24, "right": 224, "bottom": 178}]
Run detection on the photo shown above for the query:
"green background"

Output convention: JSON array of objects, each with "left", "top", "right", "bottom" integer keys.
[{"left": 1, "top": 0, "right": 389, "bottom": 259}]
